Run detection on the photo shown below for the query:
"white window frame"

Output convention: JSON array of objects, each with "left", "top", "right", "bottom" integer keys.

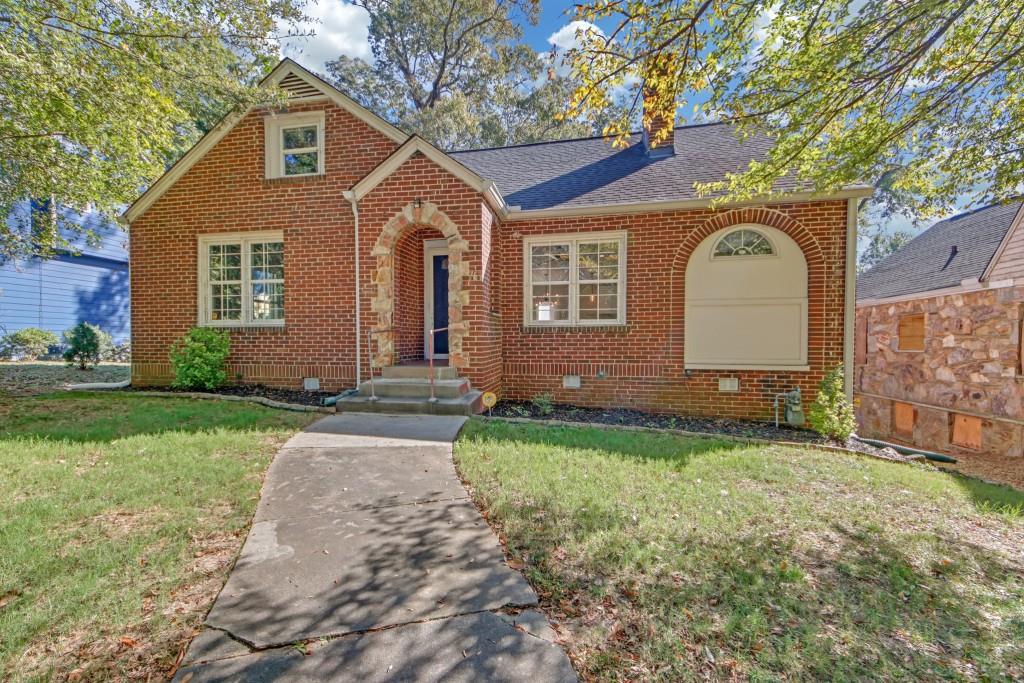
[
  {"left": 198, "top": 231, "right": 285, "bottom": 327},
  {"left": 264, "top": 111, "right": 325, "bottom": 179},
  {"left": 522, "top": 230, "right": 627, "bottom": 327}
]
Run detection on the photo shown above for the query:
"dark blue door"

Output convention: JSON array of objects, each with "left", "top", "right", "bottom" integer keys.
[{"left": 432, "top": 254, "right": 449, "bottom": 355}]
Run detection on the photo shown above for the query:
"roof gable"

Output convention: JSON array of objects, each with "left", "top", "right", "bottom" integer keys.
[
  {"left": 346, "top": 136, "right": 505, "bottom": 214},
  {"left": 123, "top": 59, "right": 408, "bottom": 223},
  {"left": 857, "top": 201, "right": 1024, "bottom": 301}
]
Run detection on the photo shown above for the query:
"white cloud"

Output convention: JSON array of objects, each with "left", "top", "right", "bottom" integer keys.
[
  {"left": 547, "top": 20, "right": 603, "bottom": 52},
  {"left": 278, "top": 1, "right": 372, "bottom": 73},
  {"left": 542, "top": 21, "right": 605, "bottom": 80}
]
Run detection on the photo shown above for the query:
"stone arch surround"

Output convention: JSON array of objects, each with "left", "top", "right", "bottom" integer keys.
[{"left": 370, "top": 201, "right": 470, "bottom": 369}]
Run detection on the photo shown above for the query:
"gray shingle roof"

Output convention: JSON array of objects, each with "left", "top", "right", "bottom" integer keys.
[
  {"left": 450, "top": 122, "right": 799, "bottom": 211},
  {"left": 857, "top": 201, "right": 1023, "bottom": 301}
]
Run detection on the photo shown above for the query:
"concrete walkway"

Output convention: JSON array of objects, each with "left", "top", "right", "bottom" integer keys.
[{"left": 175, "top": 414, "right": 576, "bottom": 682}]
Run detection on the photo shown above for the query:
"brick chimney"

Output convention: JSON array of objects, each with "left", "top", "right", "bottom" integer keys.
[{"left": 641, "top": 56, "right": 676, "bottom": 157}]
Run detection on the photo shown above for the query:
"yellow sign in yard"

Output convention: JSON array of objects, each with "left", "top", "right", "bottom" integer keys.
[{"left": 481, "top": 391, "right": 497, "bottom": 409}]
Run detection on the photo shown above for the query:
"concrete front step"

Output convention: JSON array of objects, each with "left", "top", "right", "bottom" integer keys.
[
  {"left": 358, "top": 378, "right": 470, "bottom": 399},
  {"left": 335, "top": 390, "right": 484, "bottom": 416},
  {"left": 381, "top": 364, "right": 459, "bottom": 381}
]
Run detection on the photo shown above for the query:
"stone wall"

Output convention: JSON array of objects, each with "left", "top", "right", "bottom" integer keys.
[{"left": 855, "top": 286, "right": 1024, "bottom": 457}]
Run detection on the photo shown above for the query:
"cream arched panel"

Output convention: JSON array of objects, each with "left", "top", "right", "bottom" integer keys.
[{"left": 684, "top": 224, "right": 808, "bottom": 369}]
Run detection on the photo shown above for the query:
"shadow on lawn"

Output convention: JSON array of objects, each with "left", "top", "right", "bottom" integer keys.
[
  {"left": 948, "top": 471, "right": 1024, "bottom": 516},
  {"left": 0, "top": 391, "right": 315, "bottom": 443},
  {"left": 462, "top": 418, "right": 746, "bottom": 465},
  {"left": 521, "top": 487, "right": 1023, "bottom": 679}
]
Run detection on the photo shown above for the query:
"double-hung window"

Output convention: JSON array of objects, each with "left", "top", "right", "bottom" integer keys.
[
  {"left": 199, "top": 232, "right": 284, "bottom": 326},
  {"left": 523, "top": 231, "right": 627, "bottom": 326},
  {"left": 264, "top": 112, "right": 325, "bottom": 178}
]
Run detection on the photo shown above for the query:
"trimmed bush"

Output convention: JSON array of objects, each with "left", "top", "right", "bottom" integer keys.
[
  {"left": 0, "top": 328, "right": 59, "bottom": 360},
  {"left": 169, "top": 328, "right": 230, "bottom": 390},
  {"left": 808, "top": 364, "right": 857, "bottom": 442},
  {"left": 62, "top": 323, "right": 111, "bottom": 369}
]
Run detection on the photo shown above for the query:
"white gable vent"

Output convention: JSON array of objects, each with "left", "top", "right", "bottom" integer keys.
[{"left": 279, "top": 72, "right": 323, "bottom": 100}]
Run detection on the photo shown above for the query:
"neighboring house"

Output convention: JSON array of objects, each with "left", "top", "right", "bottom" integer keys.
[
  {"left": 124, "top": 59, "right": 870, "bottom": 417},
  {"left": 0, "top": 202, "right": 130, "bottom": 343},
  {"left": 856, "top": 201, "right": 1024, "bottom": 457}
]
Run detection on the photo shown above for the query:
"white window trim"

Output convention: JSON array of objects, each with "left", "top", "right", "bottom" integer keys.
[
  {"left": 264, "top": 112, "right": 325, "bottom": 179},
  {"left": 197, "top": 231, "right": 285, "bottom": 327},
  {"left": 710, "top": 226, "right": 779, "bottom": 260},
  {"left": 522, "top": 230, "right": 628, "bottom": 327}
]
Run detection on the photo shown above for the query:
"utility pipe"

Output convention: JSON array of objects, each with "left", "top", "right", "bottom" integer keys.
[
  {"left": 343, "top": 190, "right": 361, "bottom": 389},
  {"left": 857, "top": 437, "right": 958, "bottom": 463}
]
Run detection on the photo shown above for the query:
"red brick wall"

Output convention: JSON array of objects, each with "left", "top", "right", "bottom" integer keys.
[
  {"left": 129, "top": 101, "right": 399, "bottom": 390},
  {"left": 356, "top": 155, "right": 500, "bottom": 392},
  {"left": 130, "top": 97, "right": 851, "bottom": 420},
  {"left": 499, "top": 202, "right": 851, "bottom": 420},
  {"left": 394, "top": 225, "right": 443, "bottom": 362}
]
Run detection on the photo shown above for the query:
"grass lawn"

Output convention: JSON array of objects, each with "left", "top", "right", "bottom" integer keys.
[
  {"left": 456, "top": 420, "right": 1024, "bottom": 681},
  {"left": 0, "top": 392, "right": 316, "bottom": 681}
]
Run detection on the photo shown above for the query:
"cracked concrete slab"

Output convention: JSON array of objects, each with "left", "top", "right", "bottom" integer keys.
[
  {"left": 181, "top": 629, "right": 251, "bottom": 666},
  {"left": 283, "top": 414, "right": 467, "bottom": 449},
  {"left": 257, "top": 446, "right": 466, "bottom": 521},
  {"left": 174, "top": 612, "right": 577, "bottom": 682},
  {"left": 184, "top": 413, "right": 574, "bottom": 680},
  {"left": 206, "top": 498, "right": 536, "bottom": 647}
]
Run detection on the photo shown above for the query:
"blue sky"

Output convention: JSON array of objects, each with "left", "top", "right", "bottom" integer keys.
[{"left": 279, "top": 1, "right": 586, "bottom": 74}]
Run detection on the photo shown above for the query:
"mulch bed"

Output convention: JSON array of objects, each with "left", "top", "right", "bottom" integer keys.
[
  {"left": 122, "top": 383, "right": 336, "bottom": 407},
  {"left": 488, "top": 400, "right": 909, "bottom": 461}
]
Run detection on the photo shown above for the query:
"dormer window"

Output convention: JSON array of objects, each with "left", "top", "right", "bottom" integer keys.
[{"left": 264, "top": 112, "right": 325, "bottom": 179}]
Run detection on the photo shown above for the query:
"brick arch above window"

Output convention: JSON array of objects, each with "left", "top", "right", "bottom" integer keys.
[
  {"left": 668, "top": 207, "right": 826, "bottom": 357},
  {"left": 370, "top": 201, "right": 471, "bottom": 370}
]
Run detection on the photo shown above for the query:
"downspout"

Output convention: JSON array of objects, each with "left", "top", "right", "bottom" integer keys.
[
  {"left": 844, "top": 197, "right": 859, "bottom": 402},
  {"left": 344, "top": 190, "right": 361, "bottom": 389}
]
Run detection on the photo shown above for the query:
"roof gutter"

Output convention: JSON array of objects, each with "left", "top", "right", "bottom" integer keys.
[{"left": 504, "top": 186, "right": 875, "bottom": 221}]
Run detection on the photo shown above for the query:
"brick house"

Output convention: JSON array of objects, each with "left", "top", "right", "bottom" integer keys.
[
  {"left": 124, "top": 59, "right": 869, "bottom": 417},
  {"left": 856, "top": 201, "right": 1024, "bottom": 456}
]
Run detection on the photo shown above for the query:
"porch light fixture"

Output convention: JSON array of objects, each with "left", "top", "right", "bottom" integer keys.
[{"left": 414, "top": 197, "right": 424, "bottom": 208}]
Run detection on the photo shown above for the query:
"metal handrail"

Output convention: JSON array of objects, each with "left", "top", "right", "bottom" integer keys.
[
  {"left": 427, "top": 326, "right": 449, "bottom": 403},
  {"left": 365, "top": 326, "right": 394, "bottom": 402}
]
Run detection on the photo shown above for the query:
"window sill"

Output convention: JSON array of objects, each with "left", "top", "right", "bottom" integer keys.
[
  {"left": 521, "top": 323, "right": 630, "bottom": 334},
  {"left": 685, "top": 364, "right": 810, "bottom": 372},
  {"left": 263, "top": 174, "right": 326, "bottom": 185},
  {"left": 200, "top": 322, "right": 286, "bottom": 331}
]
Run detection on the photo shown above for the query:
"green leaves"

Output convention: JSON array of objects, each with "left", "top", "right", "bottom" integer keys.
[
  {"left": 564, "top": 0, "right": 1024, "bottom": 219},
  {"left": 0, "top": 0, "right": 305, "bottom": 260},
  {"left": 325, "top": 0, "right": 626, "bottom": 150}
]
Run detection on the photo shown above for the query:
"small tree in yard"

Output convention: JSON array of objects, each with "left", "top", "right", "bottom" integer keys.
[
  {"left": 0, "top": 327, "right": 59, "bottom": 360},
  {"left": 62, "top": 323, "right": 111, "bottom": 369},
  {"left": 808, "top": 365, "right": 857, "bottom": 442},
  {"left": 170, "top": 328, "right": 230, "bottom": 390}
]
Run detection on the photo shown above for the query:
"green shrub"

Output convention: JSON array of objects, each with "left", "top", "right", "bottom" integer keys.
[
  {"left": 530, "top": 392, "right": 555, "bottom": 416},
  {"left": 0, "top": 327, "right": 59, "bottom": 360},
  {"left": 62, "top": 323, "right": 111, "bottom": 369},
  {"left": 169, "top": 327, "right": 231, "bottom": 390},
  {"left": 808, "top": 364, "right": 857, "bottom": 442}
]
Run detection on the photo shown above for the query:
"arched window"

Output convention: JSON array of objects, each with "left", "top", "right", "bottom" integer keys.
[
  {"left": 685, "top": 224, "right": 808, "bottom": 369},
  {"left": 712, "top": 228, "right": 775, "bottom": 257}
]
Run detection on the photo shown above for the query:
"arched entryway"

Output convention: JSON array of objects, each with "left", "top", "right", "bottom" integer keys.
[{"left": 370, "top": 201, "right": 470, "bottom": 370}]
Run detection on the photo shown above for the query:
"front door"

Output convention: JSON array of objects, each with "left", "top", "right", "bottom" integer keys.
[{"left": 424, "top": 241, "right": 449, "bottom": 358}]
